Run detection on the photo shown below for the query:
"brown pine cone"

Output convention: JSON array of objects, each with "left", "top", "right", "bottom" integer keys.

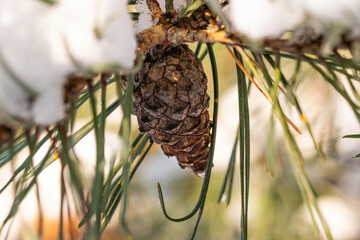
[{"left": 130, "top": 44, "right": 211, "bottom": 175}]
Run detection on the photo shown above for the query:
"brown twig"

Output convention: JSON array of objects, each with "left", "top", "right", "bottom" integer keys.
[
  {"left": 145, "top": 0, "right": 163, "bottom": 20},
  {"left": 137, "top": 4, "right": 352, "bottom": 59}
]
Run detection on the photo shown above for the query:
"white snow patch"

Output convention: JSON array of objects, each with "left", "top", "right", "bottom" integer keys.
[
  {"left": 228, "top": 0, "right": 301, "bottom": 39},
  {"left": 292, "top": 0, "right": 360, "bottom": 37},
  {"left": 0, "top": 0, "right": 72, "bottom": 126},
  {"left": 56, "top": 0, "right": 137, "bottom": 69},
  {"left": 173, "top": 0, "right": 185, "bottom": 12},
  {"left": 0, "top": 0, "right": 136, "bottom": 126},
  {"left": 135, "top": 0, "right": 158, "bottom": 33},
  {"left": 228, "top": 0, "right": 360, "bottom": 39}
]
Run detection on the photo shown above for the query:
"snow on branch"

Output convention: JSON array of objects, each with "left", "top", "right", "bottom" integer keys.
[
  {"left": 0, "top": 0, "right": 136, "bottom": 126},
  {"left": 228, "top": 0, "right": 360, "bottom": 39}
]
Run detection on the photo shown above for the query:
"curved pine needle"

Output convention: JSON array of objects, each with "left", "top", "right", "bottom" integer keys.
[
  {"left": 131, "top": 133, "right": 145, "bottom": 148},
  {"left": 119, "top": 77, "right": 134, "bottom": 239},
  {"left": 194, "top": 43, "right": 202, "bottom": 57},
  {"left": 25, "top": 130, "right": 44, "bottom": 238},
  {"left": 236, "top": 46, "right": 261, "bottom": 69},
  {"left": 100, "top": 142, "right": 153, "bottom": 233},
  {"left": 217, "top": 128, "right": 238, "bottom": 205},
  {"left": 226, "top": 45, "right": 267, "bottom": 98},
  {"left": 179, "top": 0, "right": 203, "bottom": 18},
  {"left": 199, "top": 48, "right": 209, "bottom": 61},
  {"left": 270, "top": 58, "right": 333, "bottom": 240},
  {"left": 303, "top": 54, "right": 360, "bottom": 122},
  {"left": 225, "top": 45, "right": 302, "bottom": 135},
  {"left": 156, "top": 43, "right": 219, "bottom": 230},
  {"left": 190, "top": 43, "right": 219, "bottom": 240},
  {"left": 334, "top": 50, "right": 360, "bottom": 101},
  {"left": 87, "top": 79, "right": 105, "bottom": 238},
  {"left": 79, "top": 134, "right": 149, "bottom": 230},
  {"left": 234, "top": 49, "right": 251, "bottom": 240},
  {"left": 249, "top": 50, "right": 287, "bottom": 95},
  {"left": 343, "top": 134, "right": 360, "bottom": 138},
  {"left": 0, "top": 144, "right": 53, "bottom": 230},
  {"left": 0, "top": 132, "right": 26, "bottom": 165},
  {"left": 165, "top": 0, "right": 173, "bottom": 12},
  {"left": 264, "top": 55, "right": 326, "bottom": 161},
  {"left": 157, "top": 183, "right": 201, "bottom": 222}
]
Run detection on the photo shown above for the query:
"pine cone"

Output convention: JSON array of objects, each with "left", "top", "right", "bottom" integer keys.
[{"left": 130, "top": 44, "right": 211, "bottom": 175}]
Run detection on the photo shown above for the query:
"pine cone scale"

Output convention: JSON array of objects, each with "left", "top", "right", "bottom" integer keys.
[
  {"left": 157, "top": 116, "right": 183, "bottom": 134},
  {"left": 147, "top": 65, "right": 165, "bottom": 81},
  {"left": 141, "top": 96, "right": 167, "bottom": 118},
  {"left": 139, "top": 82, "right": 156, "bottom": 100},
  {"left": 179, "top": 112, "right": 209, "bottom": 135},
  {"left": 153, "top": 79, "right": 177, "bottom": 103}
]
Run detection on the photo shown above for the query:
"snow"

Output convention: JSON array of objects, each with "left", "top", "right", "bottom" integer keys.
[
  {"left": 294, "top": 0, "right": 360, "bottom": 37},
  {"left": 56, "top": 0, "right": 137, "bottom": 69},
  {"left": 228, "top": 0, "right": 360, "bottom": 39},
  {"left": 0, "top": 0, "right": 136, "bottom": 126},
  {"left": 173, "top": 0, "right": 185, "bottom": 12},
  {"left": 135, "top": 0, "right": 157, "bottom": 33},
  {"left": 0, "top": 0, "right": 71, "bottom": 126},
  {"left": 228, "top": 0, "right": 301, "bottom": 39}
]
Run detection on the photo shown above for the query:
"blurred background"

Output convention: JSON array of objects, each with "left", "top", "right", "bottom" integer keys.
[{"left": 1, "top": 43, "right": 360, "bottom": 240}]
